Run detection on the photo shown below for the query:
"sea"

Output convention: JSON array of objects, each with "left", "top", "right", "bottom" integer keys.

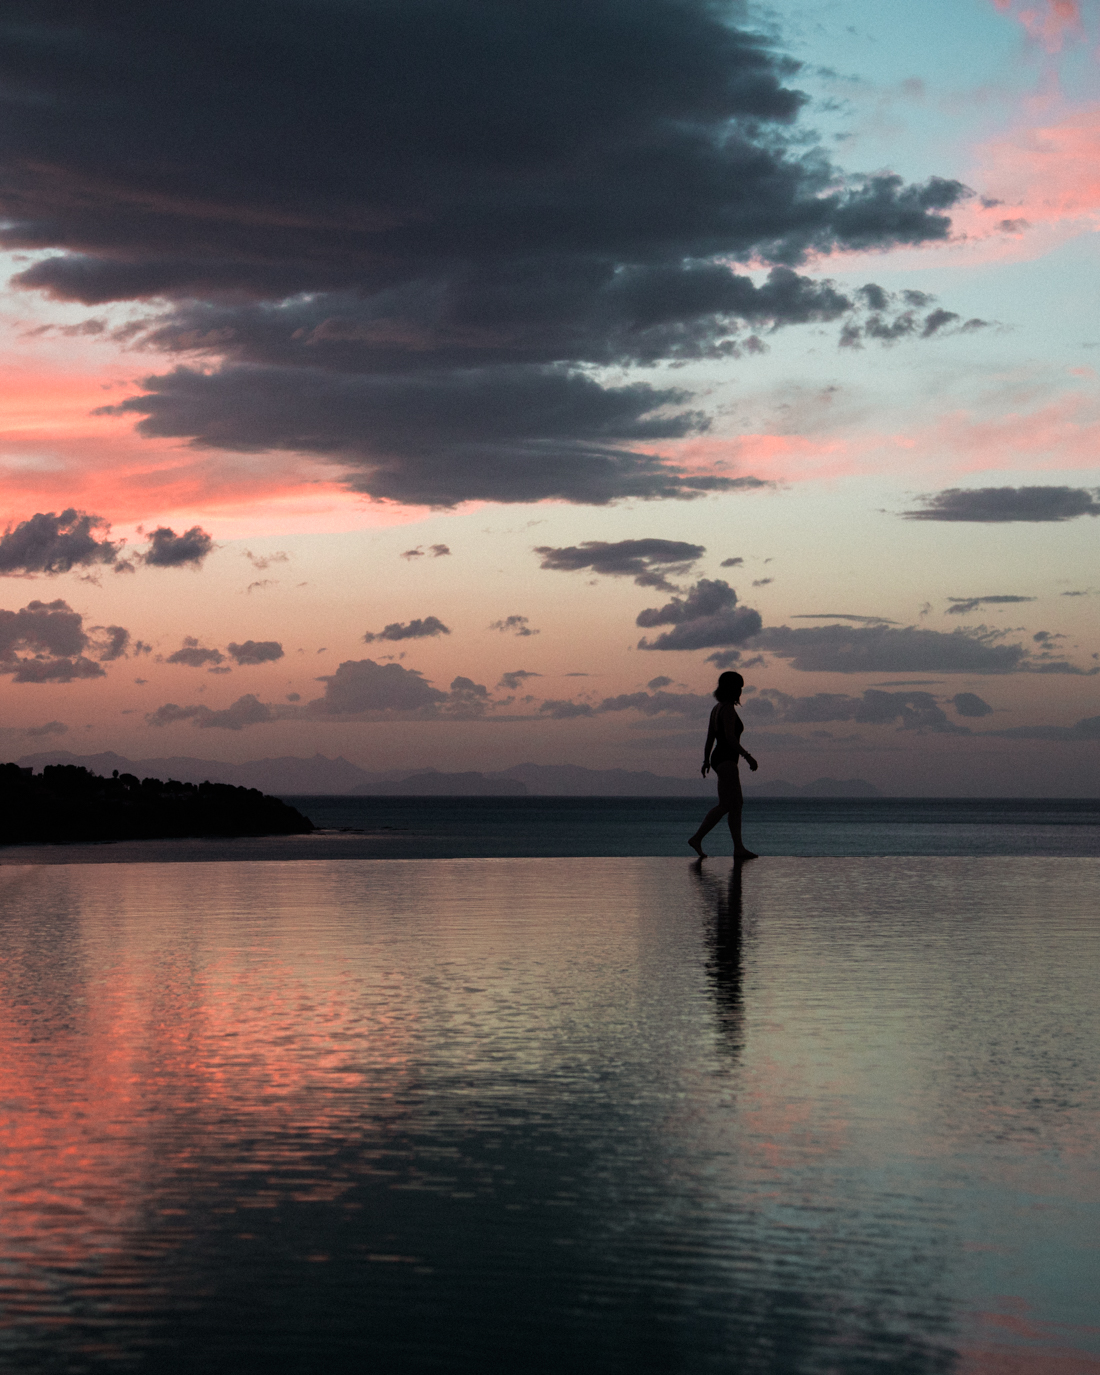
[
  {"left": 1, "top": 794, "right": 1097, "bottom": 863},
  {"left": 1, "top": 799, "right": 1097, "bottom": 1373}
]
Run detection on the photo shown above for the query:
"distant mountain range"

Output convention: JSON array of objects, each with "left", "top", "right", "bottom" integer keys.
[{"left": 12, "top": 750, "right": 881, "bottom": 798}]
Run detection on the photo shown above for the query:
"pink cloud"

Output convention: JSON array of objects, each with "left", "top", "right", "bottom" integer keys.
[
  {"left": 909, "top": 390, "right": 1100, "bottom": 474},
  {"left": 990, "top": 0, "right": 1083, "bottom": 53},
  {"left": 0, "top": 356, "right": 439, "bottom": 536}
]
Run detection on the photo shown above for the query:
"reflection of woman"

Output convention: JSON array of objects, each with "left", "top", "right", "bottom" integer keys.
[
  {"left": 688, "top": 671, "right": 758, "bottom": 860},
  {"left": 692, "top": 862, "right": 745, "bottom": 1057}
]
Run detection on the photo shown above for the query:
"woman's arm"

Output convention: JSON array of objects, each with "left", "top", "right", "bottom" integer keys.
[
  {"left": 739, "top": 744, "right": 758, "bottom": 772},
  {"left": 700, "top": 706, "right": 718, "bottom": 776}
]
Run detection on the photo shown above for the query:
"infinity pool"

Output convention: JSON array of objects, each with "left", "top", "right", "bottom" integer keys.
[{"left": 0, "top": 857, "right": 1096, "bottom": 1373}]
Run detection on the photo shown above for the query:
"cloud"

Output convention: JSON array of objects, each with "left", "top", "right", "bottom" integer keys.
[
  {"left": 984, "top": 713, "right": 1100, "bottom": 742},
  {"left": 363, "top": 616, "right": 450, "bottom": 643},
  {"left": 102, "top": 365, "right": 751, "bottom": 507},
  {"left": 838, "top": 294, "right": 990, "bottom": 349},
  {"left": 308, "top": 659, "right": 448, "bottom": 714},
  {"left": 146, "top": 657, "right": 499, "bottom": 727},
  {"left": 227, "top": 639, "right": 284, "bottom": 665},
  {"left": 594, "top": 689, "right": 711, "bottom": 718},
  {"left": 166, "top": 638, "right": 225, "bottom": 668},
  {"left": 4, "top": 2, "right": 970, "bottom": 509},
  {"left": 991, "top": 0, "right": 1083, "bottom": 54},
  {"left": 0, "top": 510, "right": 121, "bottom": 576},
  {"left": 142, "top": 525, "right": 216, "bottom": 567},
  {"left": 88, "top": 625, "right": 131, "bottom": 661},
  {"left": 952, "top": 692, "right": 994, "bottom": 718},
  {"left": 740, "top": 687, "right": 967, "bottom": 732},
  {"left": 535, "top": 538, "right": 706, "bottom": 590},
  {"left": 489, "top": 615, "right": 538, "bottom": 637},
  {"left": 791, "top": 613, "right": 898, "bottom": 624},
  {"left": 647, "top": 676, "right": 673, "bottom": 690},
  {"left": 498, "top": 670, "right": 540, "bottom": 691},
  {"left": 146, "top": 694, "right": 273, "bottom": 730},
  {"left": 0, "top": 598, "right": 124, "bottom": 683},
  {"left": 748, "top": 622, "right": 1089, "bottom": 674},
  {"left": 719, "top": 557, "right": 744, "bottom": 568},
  {"left": 24, "top": 720, "right": 68, "bottom": 738},
  {"left": 539, "top": 699, "right": 595, "bottom": 720},
  {"left": 243, "top": 550, "right": 289, "bottom": 571},
  {"left": 903, "top": 486, "right": 1100, "bottom": 522},
  {"left": 445, "top": 676, "right": 491, "bottom": 718},
  {"left": 635, "top": 579, "right": 763, "bottom": 651},
  {"left": 401, "top": 544, "right": 450, "bottom": 560},
  {"left": 945, "top": 594, "right": 1036, "bottom": 616},
  {"left": 705, "top": 650, "right": 746, "bottom": 669}
]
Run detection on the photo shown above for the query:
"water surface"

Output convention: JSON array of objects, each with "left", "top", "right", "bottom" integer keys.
[
  {"left": 0, "top": 857, "right": 1096, "bottom": 1373},
  {"left": 3, "top": 795, "right": 1098, "bottom": 864}
]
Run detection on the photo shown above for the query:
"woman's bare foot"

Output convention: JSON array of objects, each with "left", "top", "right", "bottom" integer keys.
[
  {"left": 734, "top": 848, "right": 758, "bottom": 862},
  {"left": 688, "top": 835, "right": 707, "bottom": 858}
]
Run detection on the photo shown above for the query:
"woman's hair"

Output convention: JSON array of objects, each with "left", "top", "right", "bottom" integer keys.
[{"left": 713, "top": 671, "right": 744, "bottom": 703}]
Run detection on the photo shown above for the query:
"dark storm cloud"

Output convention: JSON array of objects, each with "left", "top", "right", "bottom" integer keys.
[
  {"left": 165, "top": 638, "right": 225, "bottom": 668},
  {"left": 535, "top": 538, "right": 706, "bottom": 590},
  {"left": 5, "top": 1, "right": 970, "bottom": 508},
  {"left": 952, "top": 692, "right": 993, "bottom": 718},
  {"left": 101, "top": 365, "right": 749, "bottom": 508},
  {"left": 945, "top": 595, "right": 1035, "bottom": 616},
  {"left": 142, "top": 525, "right": 216, "bottom": 567},
  {"left": 635, "top": 579, "right": 763, "bottom": 651},
  {"left": 903, "top": 487, "right": 1100, "bottom": 522},
  {"left": 0, "top": 510, "right": 120, "bottom": 575},
  {"left": 227, "top": 639, "right": 284, "bottom": 665},
  {"left": 747, "top": 623, "right": 1084, "bottom": 674},
  {"left": 0, "top": 597, "right": 131, "bottom": 682},
  {"left": 363, "top": 616, "right": 450, "bottom": 643}
]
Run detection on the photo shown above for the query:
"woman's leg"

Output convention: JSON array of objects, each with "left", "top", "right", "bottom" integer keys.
[
  {"left": 688, "top": 798, "right": 729, "bottom": 856},
  {"left": 717, "top": 763, "right": 757, "bottom": 860}
]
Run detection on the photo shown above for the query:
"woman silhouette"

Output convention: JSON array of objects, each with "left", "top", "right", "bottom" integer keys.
[{"left": 688, "top": 670, "right": 758, "bottom": 860}]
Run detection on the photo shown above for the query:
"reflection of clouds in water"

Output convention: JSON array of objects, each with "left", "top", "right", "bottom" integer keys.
[{"left": 692, "top": 861, "right": 745, "bottom": 1059}]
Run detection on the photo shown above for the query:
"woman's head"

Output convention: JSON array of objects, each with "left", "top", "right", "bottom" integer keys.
[{"left": 713, "top": 671, "right": 744, "bottom": 703}]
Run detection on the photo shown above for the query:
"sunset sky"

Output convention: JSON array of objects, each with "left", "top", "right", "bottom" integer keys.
[{"left": 1, "top": 0, "right": 1097, "bottom": 794}]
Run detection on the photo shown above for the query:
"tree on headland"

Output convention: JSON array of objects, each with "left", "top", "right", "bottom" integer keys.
[{"left": 0, "top": 763, "right": 313, "bottom": 844}]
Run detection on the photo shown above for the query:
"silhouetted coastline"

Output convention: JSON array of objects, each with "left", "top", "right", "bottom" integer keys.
[{"left": 0, "top": 762, "right": 313, "bottom": 845}]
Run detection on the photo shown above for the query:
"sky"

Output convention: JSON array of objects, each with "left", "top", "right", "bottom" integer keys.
[{"left": 0, "top": 0, "right": 1097, "bottom": 795}]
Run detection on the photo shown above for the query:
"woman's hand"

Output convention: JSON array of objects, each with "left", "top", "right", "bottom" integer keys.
[
  {"left": 746, "top": 755, "right": 758, "bottom": 772},
  {"left": 700, "top": 761, "right": 710, "bottom": 777}
]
